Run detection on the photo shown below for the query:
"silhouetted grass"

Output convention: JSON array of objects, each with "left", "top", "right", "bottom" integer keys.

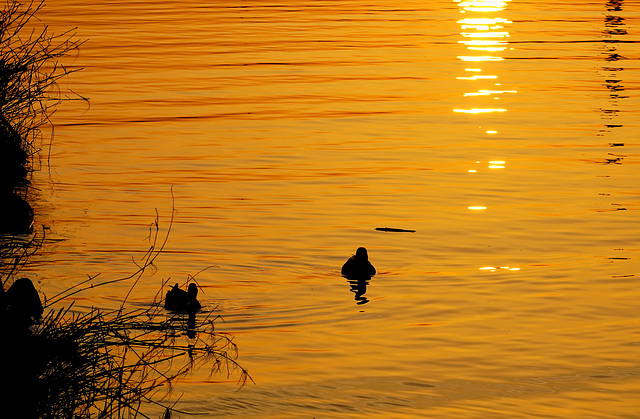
[
  {"left": 22, "top": 199, "right": 253, "bottom": 418},
  {"left": 31, "top": 286, "right": 251, "bottom": 418},
  {"left": 0, "top": 226, "right": 43, "bottom": 283},
  {"left": 0, "top": 0, "right": 84, "bottom": 160}
]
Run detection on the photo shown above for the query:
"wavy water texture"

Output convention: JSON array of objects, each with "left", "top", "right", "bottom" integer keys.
[{"left": 22, "top": 0, "right": 640, "bottom": 417}]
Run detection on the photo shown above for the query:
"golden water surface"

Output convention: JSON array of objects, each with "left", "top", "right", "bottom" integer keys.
[{"left": 22, "top": 0, "right": 640, "bottom": 417}]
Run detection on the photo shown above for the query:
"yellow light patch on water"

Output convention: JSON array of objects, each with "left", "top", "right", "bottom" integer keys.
[
  {"left": 468, "top": 169, "right": 477, "bottom": 173},
  {"left": 468, "top": 46, "right": 507, "bottom": 52},
  {"left": 480, "top": 266, "right": 520, "bottom": 271},
  {"left": 453, "top": 108, "right": 507, "bottom": 114},
  {"left": 486, "top": 130, "right": 498, "bottom": 134},
  {"left": 464, "top": 89, "right": 516, "bottom": 97},
  {"left": 465, "top": 68, "right": 482, "bottom": 71},
  {"left": 457, "top": 55, "right": 504, "bottom": 62},
  {"left": 479, "top": 89, "right": 517, "bottom": 94},
  {"left": 468, "top": 206, "right": 487, "bottom": 210},
  {"left": 461, "top": 32, "right": 509, "bottom": 38},
  {"left": 457, "top": 75, "right": 498, "bottom": 80},
  {"left": 462, "top": 7, "right": 507, "bottom": 12},
  {"left": 459, "top": 40, "right": 507, "bottom": 46},
  {"left": 458, "top": 18, "right": 512, "bottom": 25},
  {"left": 455, "top": 0, "right": 511, "bottom": 12},
  {"left": 461, "top": 24, "right": 490, "bottom": 30},
  {"left": 489, "top": 160, "right": 506, "bottom": 164}
]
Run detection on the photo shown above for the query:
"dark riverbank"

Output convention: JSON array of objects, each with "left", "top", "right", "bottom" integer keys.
[{"left": 0, "top": 102, "right": 33, "bottom": 234}]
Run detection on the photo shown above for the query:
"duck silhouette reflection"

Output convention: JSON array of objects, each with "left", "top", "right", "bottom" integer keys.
[{"left": 341, "top": 247, "right": 376, "bottom": 305}]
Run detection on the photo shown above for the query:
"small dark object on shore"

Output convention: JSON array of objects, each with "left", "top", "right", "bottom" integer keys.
[
  {"left": 1, "top": 277, "right": 43, "bottom": 333},
  {"left": 0, "top": 192, "right": 34, "bottom": 234},
  {"left": 165, "top": 283, "right": 201, "bottom": 312},
  {"left": 342, "top": 247, "right": 376, "bottom": 278},
  {"left": 376, "top": 227, "right": 416, "bottom": 233}
]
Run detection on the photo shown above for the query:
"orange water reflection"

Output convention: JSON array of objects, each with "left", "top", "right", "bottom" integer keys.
[{"left": 21, "top": 1, "right": 640, "bottom": 417}]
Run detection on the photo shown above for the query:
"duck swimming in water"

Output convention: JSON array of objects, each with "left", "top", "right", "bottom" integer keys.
[
  {"left": 164, "top": 283, "right": 201, "bottom": 312},
  {"left": 341, "top": 247, "right": 376, "bottom": 278}
]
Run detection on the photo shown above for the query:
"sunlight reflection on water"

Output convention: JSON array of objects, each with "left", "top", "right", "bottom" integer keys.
[{"left": 20, "top": 0, "right": 640, "bottom": 417}]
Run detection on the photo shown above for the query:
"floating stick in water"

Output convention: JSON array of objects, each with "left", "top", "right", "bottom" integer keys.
[{"left": 375, "top": 227, "right": 416, "bottom": 233}]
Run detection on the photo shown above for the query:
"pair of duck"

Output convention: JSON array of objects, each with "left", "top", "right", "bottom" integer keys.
[{"left": 164, "top": 247, "right": 375, "bottom": 310}]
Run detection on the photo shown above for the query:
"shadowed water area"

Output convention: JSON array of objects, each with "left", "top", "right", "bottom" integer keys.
[{"left": 18, "top": 0, "right": 640, "bottom": 417}]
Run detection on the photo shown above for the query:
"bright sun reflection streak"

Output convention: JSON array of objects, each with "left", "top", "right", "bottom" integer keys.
[
  {"left": 460, "top": 40, "right": 507, "bottom": 45},
  {"left": 457, "top": 56, "right": 504, "bottom": 62},
  {"left": 480, "top": 266, "right": 520, "bottom": 271},
  {"left": 459, "top": 40, "right": 508, "bottom": 52},
  {"left": 458, "top": 18, "right": 512, "bottom": 25},
  {"left": 464, "top": 89, "right": 516, "bottom": 97},
  {"left": 455, "top": 0, "right": 511, "bottom": 12},
  {"left": 480, "top": 89, "right": 517, "bottom": 94},
  {"left": 468, "top": 47, "right": 506, "bottom": 52},
  {"left": 454, "top": 108, "right": 507, "bottom": 113},
  {"left": 455, "top": 0, "right": 514, "bottom": 119},
  {"left": 462, "top": 25, "right": 489, "bottom": 30},
  {"left": 457, "top": 75, "right": 498, "bottom": 80},
  {"left": 461, "top": 32, "right": 509, "bottom": 38}
]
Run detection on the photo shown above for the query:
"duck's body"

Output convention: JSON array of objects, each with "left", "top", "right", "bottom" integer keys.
[
  {"left": 341, "top": 247, "right": 376, "bottom": 277},
  {"left": 164, "top": 283, "right": 201, "bottom": 312}
]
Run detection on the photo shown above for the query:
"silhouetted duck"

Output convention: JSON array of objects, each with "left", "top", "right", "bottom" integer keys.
[
  {"left": 164, "top": 283, "right": 201, "bottom": 312},
  {"left": 341, "top": 247, "right": 376, "bottom": 277}
]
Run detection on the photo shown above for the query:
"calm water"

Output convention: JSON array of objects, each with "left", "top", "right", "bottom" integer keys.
[{"left": 23, "top": 0, "right": 640, "bottom": 417}]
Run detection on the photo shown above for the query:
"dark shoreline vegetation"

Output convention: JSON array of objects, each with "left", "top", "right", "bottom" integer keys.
[{"left": 1, "top": 1, "right": 251, "bottom": 417}]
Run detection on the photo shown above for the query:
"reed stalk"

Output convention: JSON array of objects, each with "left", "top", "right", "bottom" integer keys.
[{"left": 0, "top": 0, "right": 84, "bottom": 161}]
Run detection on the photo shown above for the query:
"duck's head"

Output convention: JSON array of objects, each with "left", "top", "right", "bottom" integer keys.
[
  {"left": 188, "top": 283, "right": 198, "bottom": 298},
  {"left": 355, "top": 247, "right": 369, "bottom": 261}
]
